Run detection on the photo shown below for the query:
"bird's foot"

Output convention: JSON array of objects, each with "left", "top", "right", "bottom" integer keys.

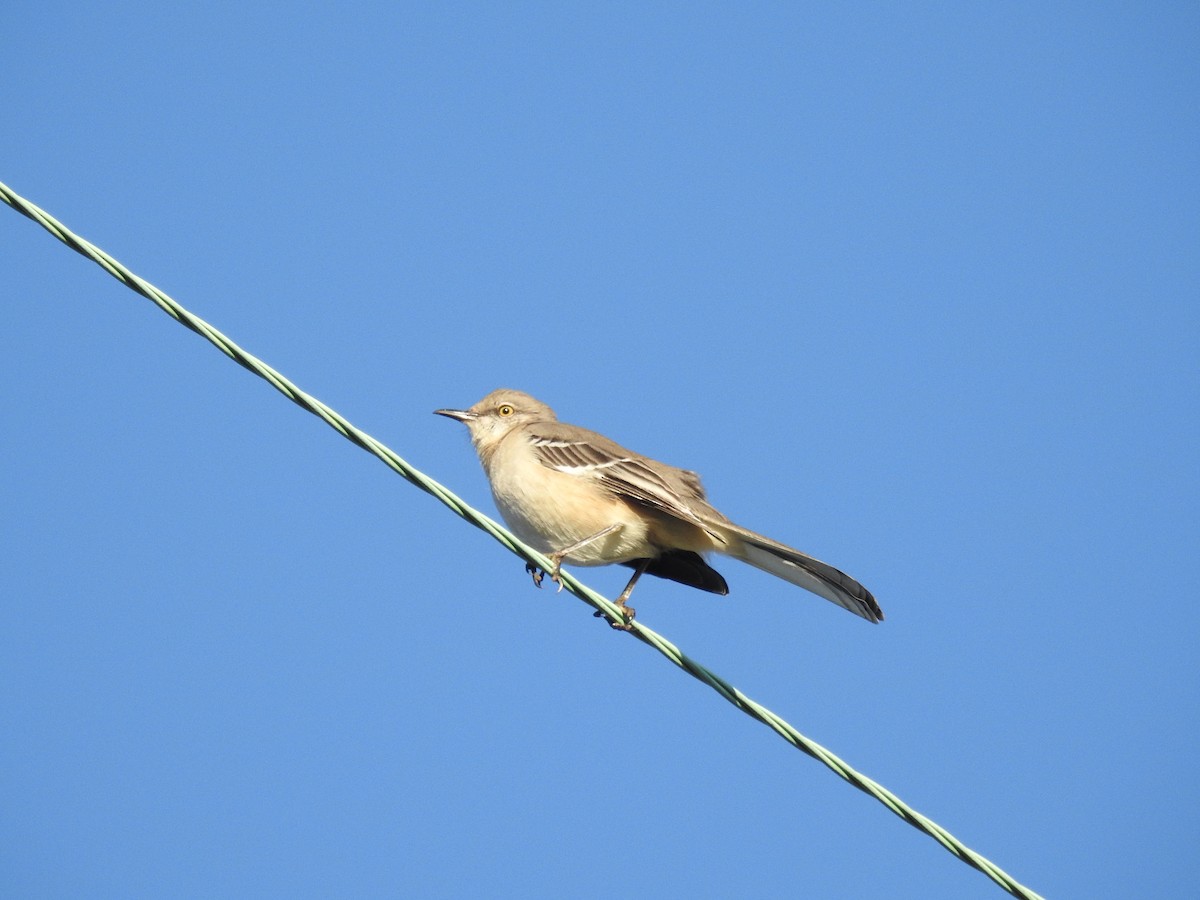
[
  {"left": 593, "top": 598, "right": 635, "bottom": 631},
  {"left": 547, "top": 555, "right": 566, "bottom": 593},
  {"left": 525, "top": 562, "right": 545, "bottom": 589}
]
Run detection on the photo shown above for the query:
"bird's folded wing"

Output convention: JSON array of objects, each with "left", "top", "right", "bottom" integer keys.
[{"left": 529, "top": 427, "right": 722, "bottom": 535}]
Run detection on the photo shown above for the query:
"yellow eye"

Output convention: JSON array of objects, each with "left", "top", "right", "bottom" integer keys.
[{"left": 497, "top": 404, "right": 515, "bottom": 417}]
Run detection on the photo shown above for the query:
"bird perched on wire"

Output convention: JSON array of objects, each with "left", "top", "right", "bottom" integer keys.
[{"left": 435, "top": 389, "right": 882, "bottom": 629}]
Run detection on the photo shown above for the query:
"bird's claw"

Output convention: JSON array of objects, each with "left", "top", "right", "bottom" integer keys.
[
  {"left": 525, "top": 562, "right": 545, "bottom": 589},
  {"left": 593, "top": 602, "right": 636, "bottom": 631},
  {"left": 527, "top": 559, "right": 566, "bottom": 594},
  {"left": 548, "top": 556, "right": 566, "bottom": 593}
]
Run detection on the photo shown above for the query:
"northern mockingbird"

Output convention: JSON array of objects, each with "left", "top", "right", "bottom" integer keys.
[{"left": 435, "top": 389, "right": 882, "bottom": 627}]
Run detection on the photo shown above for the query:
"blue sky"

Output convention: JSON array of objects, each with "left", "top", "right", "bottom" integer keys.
[{"left": 2, "top": 4, "right": 1197, "bottom": 898}]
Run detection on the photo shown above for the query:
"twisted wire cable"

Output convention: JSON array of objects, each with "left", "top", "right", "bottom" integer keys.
[{"left": 1, "top": 178, "right": 1045, "bottom": 900}]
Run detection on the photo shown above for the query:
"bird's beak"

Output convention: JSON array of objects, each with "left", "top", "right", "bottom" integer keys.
[{"left": 434, "top": 407, "right": 477, "bottom": 423}]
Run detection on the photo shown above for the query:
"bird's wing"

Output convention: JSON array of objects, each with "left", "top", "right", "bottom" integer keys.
[{"left": 528, "top": 424, "right": 723, "bottom": 535}]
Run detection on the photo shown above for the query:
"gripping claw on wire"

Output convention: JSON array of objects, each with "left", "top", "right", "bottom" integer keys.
[{"left": 525, "top": 562, "right": 546, "bottom": 589}]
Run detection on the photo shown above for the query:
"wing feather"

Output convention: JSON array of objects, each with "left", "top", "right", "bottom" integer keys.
[{"left": 530, "top": 427, "right": 713, "bottom": 528}]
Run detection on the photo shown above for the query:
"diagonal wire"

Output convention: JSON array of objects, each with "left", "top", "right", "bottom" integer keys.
[{"left": 1, "top": 178, "right": 1045, "bottom": 900}]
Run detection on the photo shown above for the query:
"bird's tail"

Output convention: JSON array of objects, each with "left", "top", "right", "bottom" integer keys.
[{"left": 716, "top": 523, "right": 883, "bottom": 622}]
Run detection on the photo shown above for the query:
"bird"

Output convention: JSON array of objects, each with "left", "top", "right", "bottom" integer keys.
[{"left": 435, "top": 389, "right": 882, "bottom": 628}]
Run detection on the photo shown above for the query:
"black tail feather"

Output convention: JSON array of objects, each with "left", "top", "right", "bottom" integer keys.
[{"left": 623, "top": 550, "right": 728, "bottom": 595}]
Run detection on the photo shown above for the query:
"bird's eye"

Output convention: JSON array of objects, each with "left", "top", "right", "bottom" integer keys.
[{"left": 497, "top": 404, "right": 515, "bottom": 417}]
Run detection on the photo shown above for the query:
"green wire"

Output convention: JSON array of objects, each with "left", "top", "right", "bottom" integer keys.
[{"left": 1, "top": 178, "right": 1046, "bottom": 900}]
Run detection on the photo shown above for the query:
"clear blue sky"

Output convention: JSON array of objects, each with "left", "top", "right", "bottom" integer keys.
[{"left": 3, "top": 4, "right": 1197, "bottom": 898}]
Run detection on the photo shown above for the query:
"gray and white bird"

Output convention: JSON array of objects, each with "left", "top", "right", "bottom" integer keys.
[{"left": 436, "top": 389, "right": 882, "bottom": 627}]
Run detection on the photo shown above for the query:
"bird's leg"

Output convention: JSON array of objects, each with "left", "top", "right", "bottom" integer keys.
[
  {"left": 608, "top": 558, "right": 650, "bottom": 631},
  {"left": 546, "top": 523, "right": 622, "bottom": 592}
]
